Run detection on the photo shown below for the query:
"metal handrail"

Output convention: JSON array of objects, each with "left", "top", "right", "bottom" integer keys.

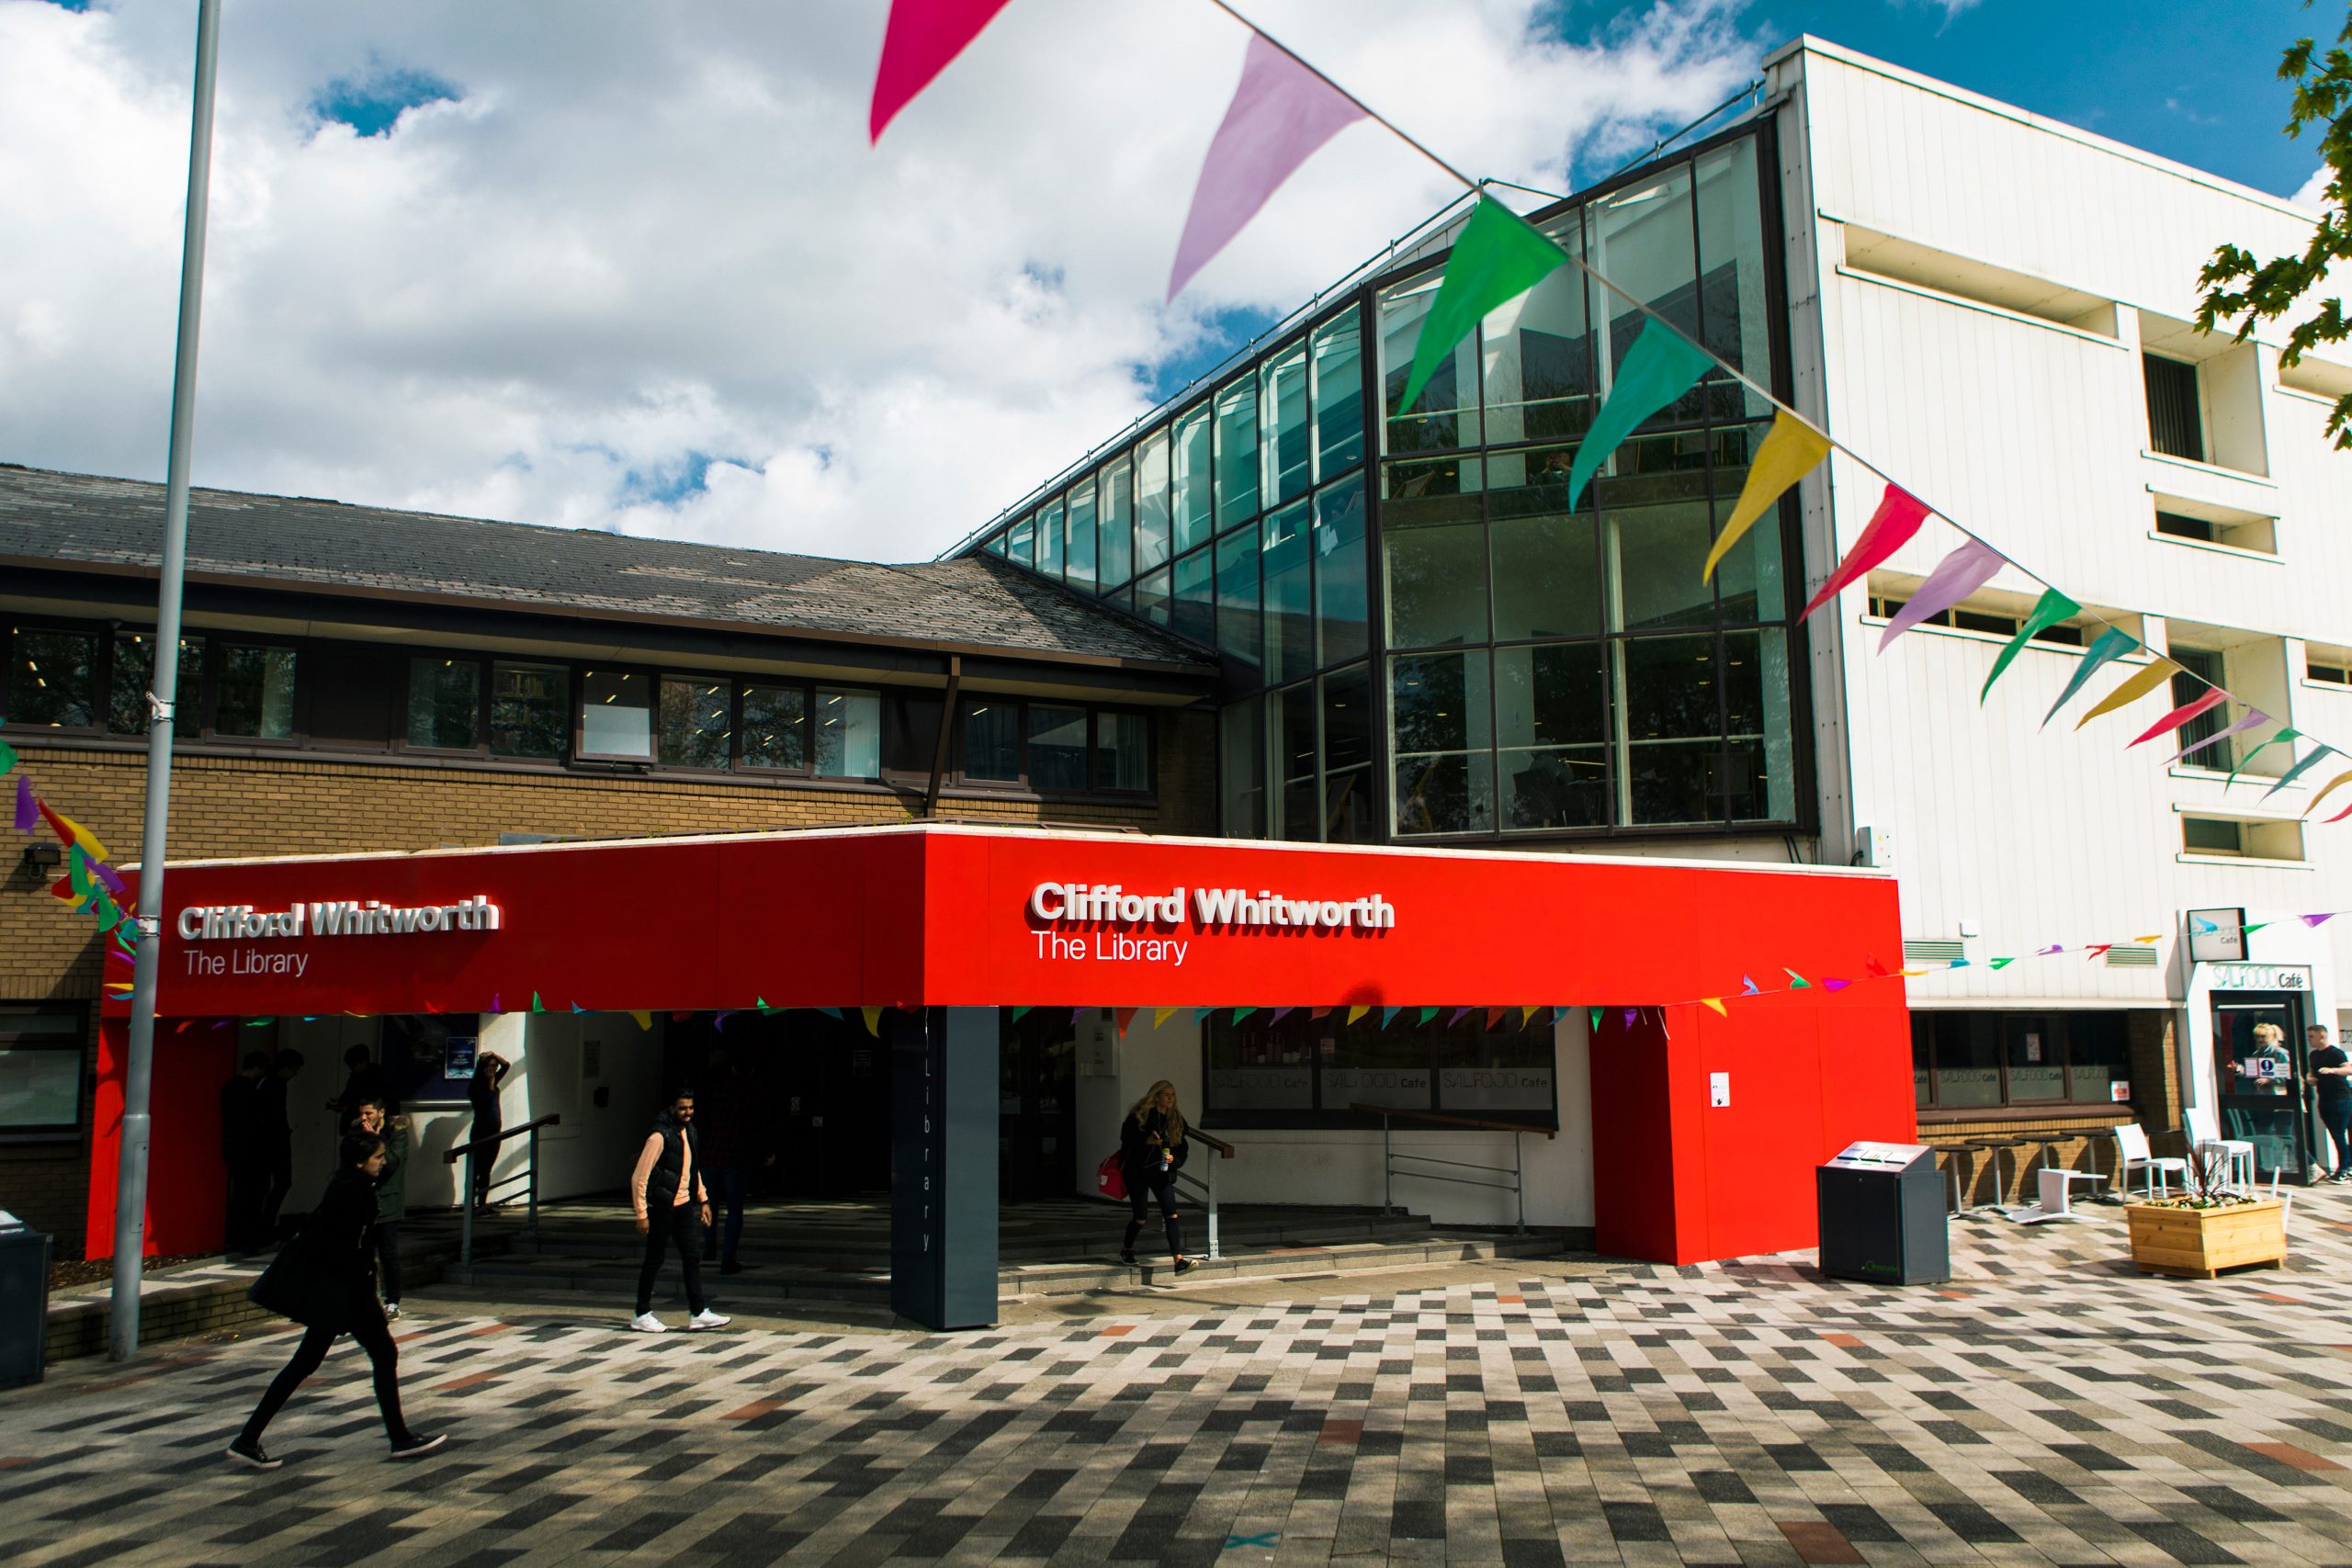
[
  {"left": 1168, "top": 1131, "right": 1235, "bottom": 1260},
  {"left": 1350, "top": 1105, "right": 1541, "bottom": 1234},
  {"left": 443, "top": 1113, "right": 560, "bottom": 1264}
]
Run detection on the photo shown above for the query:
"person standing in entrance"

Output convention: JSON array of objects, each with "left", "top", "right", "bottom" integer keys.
[
  {"left": 466, "top": 1048, "right": 510, "bottom": 1212},
  {"left": 696, "top": 1052, "right": 774, "bottom": 1276},
  {"left": 220, "top": 1051, "right": 267, "bottom": 1253},
  {"left": 628, "top": 1089, "right": 730, "bottom": 1333},
  {"left": 355, "top": 1098, "right": 409, "bottom": 1318},
  {"left": 254, "top": 1050, "right": 303, "bottom": 1242},
  {"left": 226, "top": 1130, "right": 444, "bottom": 1469},
  {"left": 2310, "top": 1024, "right": 2352, "bottom": 1183},
  {"left": 1118, "top": 1080, "right": 1194, "bottom": 1275}
]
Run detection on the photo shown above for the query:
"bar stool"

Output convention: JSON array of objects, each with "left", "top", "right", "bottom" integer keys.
[
  {"left": 1966, "top": 1134, "right": 2041, "bottom": 1213},
  {"left": 1928, "top": 1141, "right": 1980, "bottom": 1215}
]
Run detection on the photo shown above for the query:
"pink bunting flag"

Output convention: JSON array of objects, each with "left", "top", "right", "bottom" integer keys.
[
  {"left": 2301, "top": 913, "right": 2337, "bottom": 928},
  {"left": 868, "top": 0, "right": 1016, "bottom": 142},
  {"left": 2166, "top": 705, "right": 2265, "bottom": 765},
  {"left": 1168, "top": 33, "right": 1366, "bottom": 302},
  {"left": 11, "top": 774, "right": 32, "bottom": 832},
  {"left": 1821, "top": 978, "right": 1850, "bottom": 992},
  {"left": 1801, "top": 484, "right": 1931, "bottom": 623},
  {"left": 1270, "top": 1006, "right": 1296, "bottom": 1024},
  {"left": 2128, "top": 689, "right": 2226, "bottom": 748},
  {"left": 1878, "top": 537, "right": 2004, "bottom": 650},
  {"left": 1445, "top": 1007, "right": 1474, "bottom": 1028}
]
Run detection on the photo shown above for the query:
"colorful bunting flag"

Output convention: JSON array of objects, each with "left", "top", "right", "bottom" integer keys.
[
  {"left": 1445, "top": 1007, "right": 1474, "bottom": 1028},
  {"left": 2075, "top": 656, "right": 2180, "bottom": 730},
  {"left": 1270, "top": 1006, "right": 1295, "bottom": 1024},
  {"left": 1588, "top": 1007, "right": 1602, "bottom": 1032},
  {"left": 2243, "top": 923, "right": 2270, "bottom": 936},
  {"left": 1565, "top": 322, "right": 1713, "bottom": 508},
  {"left": 1071, "top": 1006, "right": 1091, "bottom": 1027},
  {"left": 1009, "top": 1006, "right": 1033, "bottom": 1022},
  {"left": 1800, "top": 483, "right": 1930, "bottom": 623},
  {"left": 867, "top": 0, "right": 1016, "bottom": 142},
  {"left": 1740, "top": 976, "right": 1759, "bottom": 996},
  {"left": 1981, "top": 589, "right": 2081, "bottom": 702},
  {"left": 2226, "top": 724, "right": 2300, "bottom": 790},
  {"left": 628, "top": 1010, "right": 652, "bottom": 1031},
  {"left": 2170, "top": 705, "right": 2267, "bottom": 765},
  {"left": 1881, "top": 537, "right": 2006, "bottom": 650},
  {"left": 2037, "top": 943, "right": 2064, "bottom": 955},
  {"left": 0, "top": 737, "right": 15, "bottom": 774},
  {"left": 1401, "top": 198, "right": 1566, "bottom": 414},
  {"left": 2190, "top": 915, "right": 2219, "bottom": 933},
  {"left": 1989, "top": 957, "right": 2016, "bottom": 969},
  {"left": 244, "top": 1017, "right": 272, "bottom": 1027},
  {"left": 815, "top": 1008, "right": 842, "bottom": 1021},
  {"left": 713, "top": 1010, "right": 741, "bottom": 1030},
  {"left": 12, "top": 773, "right": 33, "bottom": 832},
  {"left": 2302, "top": 913, "right": 2337, "bottom": 928},
  {"left": 1821, "top": 978, "right": 1850, "bottom": 991},
  {"left": 2132, "top": 933, "right": 2163, "bottom": 943},
  {"left": 1948, "top": 958, "right": 1971, "bottom": 968},
  {"left": 1232, "top": 1007, "right": 1254, "bottom": 1024},
  {"left": 529, "top": 992, "right": 546, "bottom": 1014},
  {"left": 1782, "top": 968, "right": 1811, "bottom": 988},
  {"left": 1382, "top": 1007, "right": 1403, "bottom": 1028},
  {"left": 1704, "top": 410, "right": 1830, "bottom": 582},
  {"left": 2084, "top": 944, "right": 2112, "bottom": 960},
  {"left": 1701, "top": 997, "right": 1726, "bottom": 1016},
  {"left": 486, "top": 993, "right": 501, "bottom": 1013},
  {"left": 1348, "top": 1004, "right": 1371, "bottom": 1025},
  {"left": 2041, "top": 627, "right": 2139, "bottom": 728},
  {"left": 1621, "top": 1009, "right": 1638, "bottom": 1030},
  {"left": 1114, "top": 1007, "right": 1138, "bottom": 1037},
  {"left": 36, "top": 798, "right": 107, "bottom": 861},
  {"left": 1864, "top": 955, "right": 1890, "bottom": 978},
  {"left": 1419, "top": 1007, "right": 1440, "bottom": 1025},
  {"left": 2305, "top": 769, "right": 2352, "bottom": 819},
  {"left": 1485, "top": 1007, "right": 1510, "bottom": 1030},
  {"left": 1167, "top": 33, "right": 1366, "bottom": 302},
  {"left": 1155, "top": 1007, "right": 1180, "bottom": 1029},
  {"left": 861, "top": 1005, "right": 884, "bottom": 1036},
  {"left": 2262, "top": 743, "right": 2335, "bottom": 799},
  {"left": 2128, "top": 689, "right": 2226, "bottom": 749}
]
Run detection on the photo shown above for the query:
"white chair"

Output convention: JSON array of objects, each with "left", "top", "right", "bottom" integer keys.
[
  {"left": 2008, "top": 1165, "right": 2107, "bottom": 1224},
  {"left": 2112, "top": 1122, "right": 2188, "bottom": 1199},
  {"left": 2185, "top": 1106, "right": 2256, "bottom": 1190}
]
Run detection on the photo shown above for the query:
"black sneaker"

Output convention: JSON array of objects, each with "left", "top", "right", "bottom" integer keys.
[
  {"left": 1172, "top": 1257, "right": 1196, "bottom": 1276},
  {"left": 720, "top": 1260, "right": 745, "bottom": 1276},
  {"left": 1119, "top": 1249, "right": 1136, "bottom": 1266},
  {"left": 389, "top": 1432, "right": 447, "bottom": 1460},
  {"left": 225, "top": 1436, "right": 281, "bottom": 1471}
]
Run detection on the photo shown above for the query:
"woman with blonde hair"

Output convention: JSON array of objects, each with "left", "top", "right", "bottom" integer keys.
[{"left": 1117, "top": 1080, "right": 1193, "bottom": 1273}]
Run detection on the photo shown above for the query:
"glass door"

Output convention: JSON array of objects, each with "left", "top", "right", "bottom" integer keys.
[
  {"left": 998, "top": 1010, "right": 1077, "bottom": 1201},
  {"left": 2211, "top": 994, "right": 2311, "bottom": 1182}
]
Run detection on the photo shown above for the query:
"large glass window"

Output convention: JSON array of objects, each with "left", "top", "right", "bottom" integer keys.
[
  {"left": 741, "top": 683, "right": 807, "bottom": 770},
  {"left": 215, "top": 644, "right": 298, "bottom": 739},
  {"left": 1379, "top": 266, "right": 1477, "bottom": 454},
  {"left": 1497, "top": 643, "right": 1606, "bottom": 829},
  {"left": 1390, "top": 649, "right": 1493, "bottom": 836},
  {"left": 1694, "top": 138, "right": 1771, "bottom": 421},
  {"left": 406, "top": 657, "right": 481, "bottom": 750},
  {"left": 1094, "top": 710, "right": 1150, "bottom": 793},
  {"left": 1620, "top": 635, "right": 1718, "bottom": 825},
  {"left": 0, "top": 1008, "right": 85, "bottom": 1134},
  {"left": 1172, "top": 547, "right": 1215, "bottom": 646},
  {"left": 111, "top": 631, "right": 203, "bottom": 736},
  {"left": 1136, "top": 433, "right": 1172, "bottom": 571},
  {"left": 1260, "top": 500, "right": 1313, "bottom": 685},
  {"left": 1036, "top": 498, "right": 1065, "bottom": 580},
  {"left": 1384, "top": 517, "right": 1487, "bottom": 649},
  {"left": 1214, "top": 378, "right": 1259, "bottom": 526},
  {"left": 1215, "top": 526, "right": 1261, "bottom": 676},
  {"left": 1063, "top": 483, "right": 1097, "bottom": 593},
  {"left": 1321, "top": 662, "right": 1375, "bottom": 842},
  {"left": 814, "top": 688, "right": 880, "bottom": 778},
  {"left": 1912, "top": 1012, "right": 2132, "bottom": 1111},
  {"left": 1311, "top": 308, "right": 1363, "bottom": 478},
  {"left": 660, "top": 676, "right": 731, "bottom": 769},
  {"left": 1203, "top": 1010, "right": 1555, "bottom": 1128},
  {"left": 5, "top": 627, "right": 97, "bottom": 730},
  {"left": 1007, "top": 513, "right": 1035, "bottom": 569},
  {"left": 1272, "top": 682, "right": 1318, "bottom": 841},
  {"left": 1173, "top": 406, "right": 1214, "bottom": 555},
  {"left": 1098, "top": 458, "right": 1134, "bottom": 589},
  {"left": 1136, "top": 566, "right": 1171, "bottom": 628},
  {"left": 1027, "top": 704, "right": 1088, "bottom": 792},
  {"left": 580, "top": 670, "right": 651, "bottom": 759},
  {"left": 961, "top": 699, "right": 1021, "bottom": 783},
  {"left": 1591, "top": 163, "right": 1699, "bottom": 432},
  {"left": 491, "top": 662, "right": 568, "bottom": 759},
  {"left": 1260, "top": 344, "right": 1310, "bottom": 506},
  {"left": 1313, "top": 477, "right": 1368, "bottom": 668},
  {"left": 1483, "top": 218, "right": 1594, "bottom": 446},
  {"left": 1220, "top": 695, "right": 1265, "bottom": 837}
]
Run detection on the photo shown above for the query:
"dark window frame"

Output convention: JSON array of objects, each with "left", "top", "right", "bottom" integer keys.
[
  {"left": 1, "top": 617, "right": 108, "bottom": 739},
  {"left": 1911, "top": 1010, "right": 2132, "bottom": 1115},
  {"left": 1197, "top": 1009, "right": 1559, "bottom": 1132},
  {"left": 0, "top": 1003, "right": 88, "bottom": 1142},
  {"left": 204, "top": 637, "right": 304, "bottom": 747},
  {"left": 948, "top": 697, "right": 1156, "bottom": 799}
]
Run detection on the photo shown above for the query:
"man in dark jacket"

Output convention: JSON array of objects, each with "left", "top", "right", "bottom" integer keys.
[
  {"left": 333, "top": 1044, "right": 395, "bottom": 1131},
  {"left": 220, "top": 1052, "right": 267, "bottom": 1253},
  {"left": 254, "top": 1050, "right": 303, "bottom": 1242},
  {"left": 628, "top": 1090, "right": 729, "bottom": 1334}
]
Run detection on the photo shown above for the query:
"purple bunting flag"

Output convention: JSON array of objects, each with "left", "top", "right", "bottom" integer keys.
[
  {"left": 1168, "top": 33, "right": 1366, "bottom": 302},
  {"left": 1877, "top": 536, "right": 2004, "bottom": 649},
  {"left": 2301, "top": 912, "right": 2336, "bottom": 928},
  {"left": 12, "top": 774, "right": 32, "bottom": 833},
  {"left": 1740, "top": 975, "right": 1759, "bottom": 996},
  {"left": 2168, "top": 705, "right": 2266, "bottom": 765}
]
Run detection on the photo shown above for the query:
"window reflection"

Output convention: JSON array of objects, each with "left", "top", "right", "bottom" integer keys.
[
  {"left": 1214, "top": 378, "right": 1259, "bottom": 526},
  {"left": 1389, "top": 649, "right": 1493, "bottom": 835},
  {"left": 1260, "top": 500, "right": 1312, "bottom": 684},
  {"left": 1097, "top": 459, "right": 1133, "bottom": 589},
  {"left": 1311, "top": 308, "right": 1363, "bottom": 478},
  {"left": 740, "top": 684, "right": 807, "bottom": 771},
  {"left": 1260, "top": 344, "right": 1310, "bottom": 506},
  {"left": 7, "top": 628, "right": 98, "bottom": 730},
  {"left": 1135, "top": 432, "right": 1172, "bottom": 571},
  {"left": 659, "top": 677, "right": 731, "bottom": 769},
  {"left": 1312, "top": 477, "right": 1368, "bottom": 668}
]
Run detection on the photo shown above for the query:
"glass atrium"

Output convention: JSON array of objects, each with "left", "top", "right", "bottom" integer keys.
[{"left": 960, "top": 123, "right": 1803, "bottom": 845}]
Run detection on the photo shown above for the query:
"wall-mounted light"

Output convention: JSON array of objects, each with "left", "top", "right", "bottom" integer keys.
[{"left": 22, "top": 842, "right": 62, "bottom": 874}]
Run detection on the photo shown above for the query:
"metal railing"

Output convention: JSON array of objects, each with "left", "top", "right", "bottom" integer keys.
[
  {"left": 1170, "top": 1128, "right": 1236, "bottom": 1260},
  {"left": 443, "top": 1113, "right": 560, "bottom": 1264},
  {"left": 1351, "top": 1105, "right": 1554, "bottom": 1235}
]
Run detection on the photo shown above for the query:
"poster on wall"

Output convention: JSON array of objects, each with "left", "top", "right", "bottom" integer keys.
[{"left": 445, "top": 1035, "right": 480, "bottom": 1080}]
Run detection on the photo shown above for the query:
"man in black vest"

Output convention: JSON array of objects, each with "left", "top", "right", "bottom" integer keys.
[{"left": 627, "top": 1089, "right": 729, "bottom": 1333}]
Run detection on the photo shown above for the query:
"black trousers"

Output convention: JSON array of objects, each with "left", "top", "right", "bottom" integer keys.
[
  {"left": 636, "top": 1202, "right": 707, "bottom": 1316},
  {"left": 372, "top": 1219, "right": 401, "bottom": 1304},
  {"left": 469, "top": 1114, "right": 501, "bottom": 1205},
  {"left": 240, "top": 1306, "right": 408, "bottom": 1445},
  {"left": 1123, "top": 1169, "right": 1184, "bottom": 1259},
  {"left": 2322, "top": 1100, "right": 2352, "bottom": 1176},
  {"left": 257, "top": 1145, "right": 294, "bottom": 1240}
]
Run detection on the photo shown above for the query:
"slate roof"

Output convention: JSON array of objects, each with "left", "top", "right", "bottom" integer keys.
[{"left": 0, "top": 464, "right": 1213, "bottom": 669}]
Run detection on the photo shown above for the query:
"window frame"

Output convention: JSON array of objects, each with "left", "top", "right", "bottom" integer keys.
[
  {"left": 3, "top": 618, "right": 112, "bottom": 739},
  {"left": 1197, "top": 1008, "right": 1560, "bottom": 1132},
  {"left": 0, "top": 1004, "right": 88, "bottom": 1143},
  {"left": 1911, "top": 1010, "right": 2132, "bottom": 1117},
  {"left": 946, "top": 696, "right": 1158, "bottom": 798}
]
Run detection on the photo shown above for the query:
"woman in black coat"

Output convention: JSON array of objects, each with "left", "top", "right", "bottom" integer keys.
[
  {"left": 1117, "top": 1079, "right": 1193, "bottom": 1273},
  {"left": 228, "top": 1132, "right": 443, "bottom": 1469}
]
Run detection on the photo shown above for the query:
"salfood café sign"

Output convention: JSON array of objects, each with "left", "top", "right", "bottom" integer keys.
[{"left": 1027, "top": 881, "right": 1394, "bottom": 967}]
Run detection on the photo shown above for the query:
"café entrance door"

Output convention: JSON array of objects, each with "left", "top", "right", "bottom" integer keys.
[{"left": 2211, "top": 992, "right": 2312, "bottom": 1182}]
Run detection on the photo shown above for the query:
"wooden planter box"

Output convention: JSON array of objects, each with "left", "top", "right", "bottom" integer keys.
[{"left": 2125, "top": 1198, "right": 2288, "bottom": 1279}]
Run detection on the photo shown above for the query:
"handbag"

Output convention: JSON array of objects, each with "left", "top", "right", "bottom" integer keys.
[
  {"left": 245, "top": 1235, "right": 316, "bottom": 1324},
  {"left": 1094, "top": 1151, "right": 1127, "bottom": 1201}
]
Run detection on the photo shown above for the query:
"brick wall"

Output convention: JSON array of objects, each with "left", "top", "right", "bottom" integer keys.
[{"left": 2, "top": 708, "right": 1217, "bottom": 1258}]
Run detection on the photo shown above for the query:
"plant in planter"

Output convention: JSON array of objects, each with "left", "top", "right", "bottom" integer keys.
[{"left": 2125, "top": 1145, "right": 2288, "bottom": 1279}]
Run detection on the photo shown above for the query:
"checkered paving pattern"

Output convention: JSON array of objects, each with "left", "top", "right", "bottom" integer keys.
[{"left": 6, "top": 1189, "right": 2352, "bottom": 1566}]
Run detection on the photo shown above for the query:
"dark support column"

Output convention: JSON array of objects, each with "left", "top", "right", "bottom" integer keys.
[{"left": 889, "top": 1006, "right": 999, "bottom": 1329}]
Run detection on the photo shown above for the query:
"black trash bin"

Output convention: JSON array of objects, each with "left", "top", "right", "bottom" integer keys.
[
  {"left": 1816, "top": 1141, "right": 1948, "bottom": 1285},
  {"left": 0, "top": 1213, "right": 52, "bottom": 1389}
]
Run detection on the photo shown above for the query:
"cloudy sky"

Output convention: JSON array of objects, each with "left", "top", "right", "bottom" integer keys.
[{"left": 0, "top": 0, "right": 2327, "bottom": 563}]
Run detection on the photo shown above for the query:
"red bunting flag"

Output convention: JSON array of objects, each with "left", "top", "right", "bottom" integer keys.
[
  {"left": 1800, "top": 484, "right": 1930, "bottom": 623},
  {"left": 1114, "top": 1007, "right": 1138, "bottom": 1037},
  {"left": 2127, "top": 689, "right": 2225, "bottom": 749},
  {"left": 869, "top": 0, "right": 1016, "bottom": 142}
]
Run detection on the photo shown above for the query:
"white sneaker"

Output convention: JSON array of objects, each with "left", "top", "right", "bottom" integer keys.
[
  {"left": 628, "top": 1312, "right": 668, "bottom": 1334},
  {"left": 687, "top": 1308, "right": 731, "bottom": 1330}
]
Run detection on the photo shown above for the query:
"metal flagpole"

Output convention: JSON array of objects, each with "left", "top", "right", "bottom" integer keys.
[{"left": 109, "top": 0, "right": 223, "bottom": 1362}]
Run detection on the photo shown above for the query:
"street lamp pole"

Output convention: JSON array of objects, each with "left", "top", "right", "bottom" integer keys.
[{"left": 109, "top": 0, "right": 223, "bottom": 1362}]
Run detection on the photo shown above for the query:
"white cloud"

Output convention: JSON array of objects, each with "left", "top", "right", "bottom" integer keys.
[
  {"left": 0, "top": 0, "right": 1761, "bottom": 562},
  {"left": 2294, "top": 163, "right": 2334, "bottom": 210}
]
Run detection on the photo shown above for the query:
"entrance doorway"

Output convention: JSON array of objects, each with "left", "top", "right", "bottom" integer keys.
[
  {"left": 2211, "top": 992, "right": 2312, "bottom": 1182},
  {"left": 999, "top": 1009, "right": 1077, "bottom": 1201}
]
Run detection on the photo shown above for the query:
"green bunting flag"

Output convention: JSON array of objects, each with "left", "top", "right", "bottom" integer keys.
[
  {"left": 1009, "top": 1006, "right": 1033, "bottom": 1022},
  {"left": 2261, "top": 742, "right": 2334, "bottom": 800},
  {"left": 1589, "top": 1008, "right": 1602, "bottom": 1033},
  {"left": 1981, "top": 588, "right": 2081, "bottom": 702},
  {"left": 2041, "top": 626, "right": 2137, "bottom": 728},
  {"left": 1566, "top": 323, "right": 1715, "bottom": 510},
  {"left": 1400, "top": 197, "right": 1565, "bottom": 413},
  {"left": 530, "top": 992, "right": 546, "bottom": 1014},
  {"left": 1418, "top": 1006, "right": 1440, "bottom": 1025},
  {"left": 2225, "top": 726, "right": 2299, "bottom": 792},
  {"left": 1990, "top": 956, "right": 2016, "bottom": 969},
  {"left": 0, "top": 737, "right": 17, "bottom": 775}
]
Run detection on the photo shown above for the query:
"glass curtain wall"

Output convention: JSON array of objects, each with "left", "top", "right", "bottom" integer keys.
[{"left": 965, "top": 125, "right": 1796, "bottom": 846}]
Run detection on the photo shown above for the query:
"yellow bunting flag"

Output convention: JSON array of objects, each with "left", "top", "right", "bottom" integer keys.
[
  {"left": 1701, "top": 998, "right": 1727, "bottom": 1016},
  {"left": 1347, "top": 1004, "right": 1370, "bottom": 1025},
  {"left": 2132, "top": 933, "right": 2162, "bottom": 944},
  {"left": 1703, "top": 409, "right": 1831, "bottom": 583},
  {"left": 860, "top": 1005, "right": 883, "bottom": 1037},
  {"left": 2073, "top": 657, "right": 2179, "bottom": 730},
  {"left": 1154, "top": 1007, "right": 1179, "bottom": 1029},
  {"left": 2303, "top": 769, "right": 2352, "bottom": 819},
  {"left": 628, "top": 1010, "right": 651, "bottom": 1031}
]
